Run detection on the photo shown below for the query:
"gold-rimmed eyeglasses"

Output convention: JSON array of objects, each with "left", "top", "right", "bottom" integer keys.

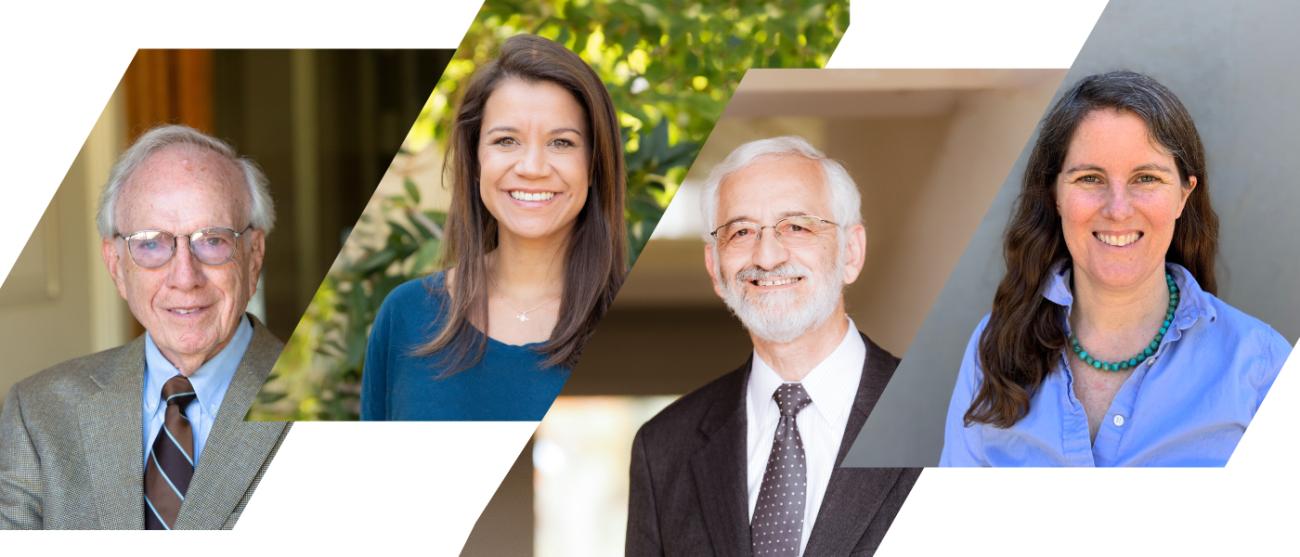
[
  {"left": 115, "top": 225, "right": 253, "bottom": 268},
  {"left": 709, "top": 215, "right": 838, "bottom": 252}
]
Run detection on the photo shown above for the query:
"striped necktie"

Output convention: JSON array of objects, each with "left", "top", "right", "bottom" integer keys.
[
  {"left": 751, "top": 383, "right": 813, "bottom": 556},
  {"left": 145, "top": 375, "right": 197, "bottom": 530}
]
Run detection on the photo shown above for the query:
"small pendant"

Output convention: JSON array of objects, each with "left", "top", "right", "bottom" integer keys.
[{"left": 516, "top": 312, "right": 529, "bottom": 323}]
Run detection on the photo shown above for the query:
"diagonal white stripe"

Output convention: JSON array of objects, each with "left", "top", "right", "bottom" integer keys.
[
  {"left": 165, "top": 391, "right": 196, "bottom": 403},
  {"left": 144, "top": 495, "right": 171, "bottom": 531},
  {"left": 161, "top": 423, "right": 194, "bottom": 466},
  {"left": 149, "top": 451, "right": 185, "bottom": 500}
]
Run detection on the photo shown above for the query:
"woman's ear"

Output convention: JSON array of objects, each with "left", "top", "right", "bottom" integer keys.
[{"left": 1178, "top": 175, "right": 1198, "bottom": 216}]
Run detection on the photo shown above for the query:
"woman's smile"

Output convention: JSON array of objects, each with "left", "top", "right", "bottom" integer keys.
[
  {"left": 1093, "top": 230, "right": 1143, "bottom": 248},
  {"left": 507, "top": 189, "right": 559, "bottom": 203}
]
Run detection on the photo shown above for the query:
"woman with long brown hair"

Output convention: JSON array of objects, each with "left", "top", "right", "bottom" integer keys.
[
  {"left": 360, "top": 34, "right": 626, "bottom": 420},
  {"left": 941, "top": 71, "right": 1290, "bottom": 466}
]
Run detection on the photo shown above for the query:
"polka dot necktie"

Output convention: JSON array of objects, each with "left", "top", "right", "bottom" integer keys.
[
  {"left": 144, "top": 375, "right": 197, "bottom": 530},
  {"left": 751, "top": 383, "right": 813, "bottom": 556}
]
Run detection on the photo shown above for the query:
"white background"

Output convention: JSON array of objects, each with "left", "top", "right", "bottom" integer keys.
[{"left": 3, "top": 0, "right": 1297, "bottom": 555}]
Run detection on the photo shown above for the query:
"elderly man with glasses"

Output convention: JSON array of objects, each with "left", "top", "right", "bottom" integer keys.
[
  {"left": 626, "top": 136, "right": 919, "bottom": 557},
  {"left": 0, "top": 125, "right": 289, "bottom": 530}
]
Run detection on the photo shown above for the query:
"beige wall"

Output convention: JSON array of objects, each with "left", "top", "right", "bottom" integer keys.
[
  {"left": 849, "top": 80, "right": 1064, "bottom": 353},
  {"left": 0, "top": 93, "right": 130, "bottom": 400}
]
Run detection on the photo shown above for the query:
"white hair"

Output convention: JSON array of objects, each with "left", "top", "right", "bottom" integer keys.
[
  {"left": 96, "top": 124, "right": 275, "bottom": 238},
  {"left": 699, "top": 135, "right": 862, "bottom": 241}
]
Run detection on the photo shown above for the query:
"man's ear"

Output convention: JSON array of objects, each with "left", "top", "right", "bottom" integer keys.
[
  {"left": 246, "top": 229, "right": 267, "bottom": 297},
  {"left": 840, "top": 223, "right": 867, "bottom": 285},
  {"left": 703, "top": 242, "right": 726, "bottom": 299},
  {"left": 101, "top": 238, "right": 129, "bottom": 300}
]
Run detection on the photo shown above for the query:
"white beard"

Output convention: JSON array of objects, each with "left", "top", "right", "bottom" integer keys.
[{"left": 717, "top": 256, "right": 844, "bottom": 344}]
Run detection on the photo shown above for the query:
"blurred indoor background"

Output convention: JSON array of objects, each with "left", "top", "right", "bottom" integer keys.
[
  {"left": 0, "top": 49, "right": 449, "bottom": 402},
  {"left": 461, "top": 68, "right": 1068, "bottom": 556}
]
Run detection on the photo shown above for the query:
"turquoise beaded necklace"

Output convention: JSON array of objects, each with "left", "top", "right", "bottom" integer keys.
[{"left": 1069, "top": 271, "right": 1179, "bottom": 372}]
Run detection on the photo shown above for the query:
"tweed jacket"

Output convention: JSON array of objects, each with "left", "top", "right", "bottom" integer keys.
[
  {"left": 0, "top": 316, "right": 289, "bottom": 529},
  {"left": 627, "top": 333, "right": 920, "bottom": 556}
]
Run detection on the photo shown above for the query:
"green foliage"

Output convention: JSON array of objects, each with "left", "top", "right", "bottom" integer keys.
[
  {"left": 416, "top": 0, "right": 848, "bottom": 261},
  {"left": 252, "top": 184, "right": 445, "bottom": 420},
  {"left": 253, "top": 0, "right": 848, "bottom": 420}
]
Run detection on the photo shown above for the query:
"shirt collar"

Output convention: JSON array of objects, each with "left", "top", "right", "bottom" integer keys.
[
  {"left": 1041, "top": 261, "right": 1075, "bottom": 308},
  {"left": 1041, "top": 261, "right": 1217, "bottom": 327},
  {"left": 143, "top": 315, "right": 253, "bottom": 417},
  {"left": 747, "top": 317, "right": 866, "bottom": 428}
]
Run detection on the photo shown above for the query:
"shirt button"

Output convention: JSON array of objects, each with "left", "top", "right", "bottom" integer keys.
[{"left": 1113, "top": 414, "right": 1126, "bottom": 427}]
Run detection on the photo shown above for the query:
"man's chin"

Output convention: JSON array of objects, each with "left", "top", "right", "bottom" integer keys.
[
  {"left": 732, "top": 306, "right": 802, "bottom": 342},
  {"left": 746, "top": 327, "right": 803, "bottom": 345},
  {"left": 742, "top": 290, "right": 801, "bottom": 309},
  {"left": 732, "top": 292, "right": 844, "bottom": 343},
  {"left": 152, "top": 325, "right": 230, "bottom": 360}
]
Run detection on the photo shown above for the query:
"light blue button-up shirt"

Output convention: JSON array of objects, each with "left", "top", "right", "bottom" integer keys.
[
  {"left": 941, "top": 263, "right": 1293, "bottom": 467},
  {"left": 141, "top": 315, "right": 252, "bottom": 467}
]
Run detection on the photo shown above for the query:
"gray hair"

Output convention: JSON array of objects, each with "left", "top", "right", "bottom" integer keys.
[
  {"left": 96, "top": 124, "right": 275, "bottom": 238},
  {"left": 699, "top": 135, "right": 862, "bottom": 241}
]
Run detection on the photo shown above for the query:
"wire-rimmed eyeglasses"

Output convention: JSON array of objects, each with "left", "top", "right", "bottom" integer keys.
[
  {"left": 708, "top": 215, "right": 838, "bottom": 252},
  {"left": 115, "top": 225, "right": 254, "bottom": 268}
]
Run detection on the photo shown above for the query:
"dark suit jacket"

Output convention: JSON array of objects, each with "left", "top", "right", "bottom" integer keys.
[
  {"left": 627, "top": 333, "right": 919, "bottom": 556},
  {"left": 0, "top": 316, "right": 290, "bottom": 529}
]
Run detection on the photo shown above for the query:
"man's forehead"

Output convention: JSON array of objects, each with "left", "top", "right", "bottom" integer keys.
[
  {"left": 716, "top": 154, "right": 829, "bottom": 217},
  {"left": 116, "top": 146, "right": 248, "bottom": 226},
  {"left": 133, "top": 144, "right": 242, "bottom": 183}
]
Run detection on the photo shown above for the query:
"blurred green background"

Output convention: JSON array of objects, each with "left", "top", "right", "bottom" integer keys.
[{"left": 252, "top": 0, "right": 848, "bottom": 420}]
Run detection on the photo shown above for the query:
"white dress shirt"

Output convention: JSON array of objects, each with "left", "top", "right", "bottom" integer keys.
[{"left": 745, "top": 318, "right": 865, "bottom": 555}]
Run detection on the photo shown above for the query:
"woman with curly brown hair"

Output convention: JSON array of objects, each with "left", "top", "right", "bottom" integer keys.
[{"left": 941, "top": 71, "right": 1290, "bottom": 466}]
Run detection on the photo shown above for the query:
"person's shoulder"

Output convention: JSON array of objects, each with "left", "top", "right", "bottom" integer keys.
[
  {"left": 952, "top": 313, "right": 993, "bottom": 385},
  {"left": 11, "top": 344, "right": 133, "bottom": 403},
  {"left": 1199, "top": 294, "right": 1289, "bottom": 350},
  {"left": 861, "top": 333, "right": 901, "bottom": 369},
  {"left": 637, "top": 364, "right": 747, "bottom": 442},
  {"left": 379, "top": 273, "right": 448, "bottom": 318},
  {"left": 390, "top": 272, "right": 446, "bottom": 302},
  {"left": 963, "top": 313, "right": 993, "bottom": 352},
  {"left": 859, "top": 333, "right": 902, "bottom": 395},
  {"left": 246, "top": 314, "right": 284, "bottom": 351},
  {"left": 1189, "top": 294, "right": 1292, "bottom": 396}
]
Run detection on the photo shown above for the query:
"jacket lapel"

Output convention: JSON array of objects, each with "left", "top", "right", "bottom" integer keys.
[
  {"left": 804, "top": 334, "right": 904, "bottom": 555},
  {"left": 173, "top": 318, "right": 288, "bottom": 530},
  {"left": 689, "top": 364, "right": 753, "bottom": 557},
  {"left": 79, "top": 336, "right": 147, "bottom": 529}
]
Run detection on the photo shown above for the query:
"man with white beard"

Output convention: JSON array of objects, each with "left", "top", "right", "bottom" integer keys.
[{"left": 626, "top": 136, "right": 919, "bottom": 557}]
